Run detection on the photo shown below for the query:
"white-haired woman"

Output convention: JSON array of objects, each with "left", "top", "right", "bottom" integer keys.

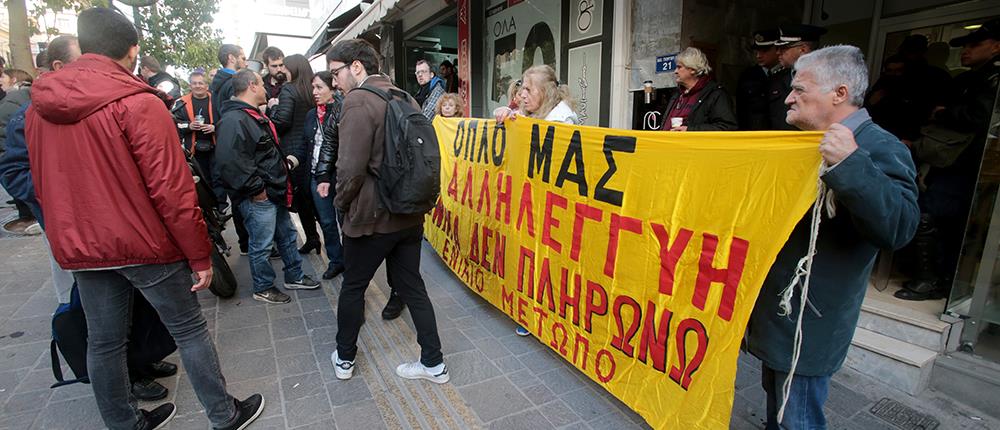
[
  {"left": 493, "top": 65, "right": 577, "bottom": 337},
  {"left": 494, "top": 64, "right": 579, "bottom": 125},
  {"left": 661, "top": 47, "right": 737, "bottom": 131}
]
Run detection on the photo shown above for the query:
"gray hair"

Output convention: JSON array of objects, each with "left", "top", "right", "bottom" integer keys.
[
  {"left": 793, "top": 45, "right": 868, "bottom": 106},
  {"left": 676, "top": 47, "right": 712, "bottom": 76}
]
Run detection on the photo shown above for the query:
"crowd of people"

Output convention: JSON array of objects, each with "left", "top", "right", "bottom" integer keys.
[{"left": 0, "top": 4, "right": 996, "bottom": 429}]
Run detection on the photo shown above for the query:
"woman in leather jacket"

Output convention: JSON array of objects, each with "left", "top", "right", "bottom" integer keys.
[
  {"left": 268, "top": 54, "right": 322, "bottom": 253},
  {"left": 305, "top": 71, "right": 346, "bottom": 279}
]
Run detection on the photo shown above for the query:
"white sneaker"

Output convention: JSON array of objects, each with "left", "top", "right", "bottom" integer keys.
[
  {"left": 395, "top": 361, "right": 449, "bottom": 384},
  {"left": 331, "top": 351, "right": 354, "bottom": 380},
  {"left": 24, "top": 222, "right": 42, "bottom": 235}
]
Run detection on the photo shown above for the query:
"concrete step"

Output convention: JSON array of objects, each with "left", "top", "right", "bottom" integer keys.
[
  {"left": 931, "top": 353, "right": 1000, "bottom": 416},
  {"left": 846, "top": 327, "right": 938, "bottom": 395},
  {"left": 858, "top": 292, "right": 954, "bottom": 352}
]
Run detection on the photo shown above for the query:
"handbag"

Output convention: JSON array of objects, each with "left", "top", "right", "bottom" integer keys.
[{"left": 912, "top": 123, "right": 976, "bottom": 168}]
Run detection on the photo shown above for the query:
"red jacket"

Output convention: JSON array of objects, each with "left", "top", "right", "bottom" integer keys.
[{"left": 26, "top": 54, "right": 212, "bottom": 272}]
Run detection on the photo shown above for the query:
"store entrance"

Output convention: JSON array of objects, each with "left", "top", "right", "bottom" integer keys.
[
  {"left": 402, "top": 14, "right": 459, "bottom": 100},
  {"left": 867, "top": 14, "right": 1000, "bottom": 363}
]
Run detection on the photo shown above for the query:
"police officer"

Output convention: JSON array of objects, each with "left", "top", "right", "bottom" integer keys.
[
  {"left": 737, "top": 29, "right": 781, "bottom": 130},
  {"left": 767, "top": 24, "right": 827, "bottom": 130}
]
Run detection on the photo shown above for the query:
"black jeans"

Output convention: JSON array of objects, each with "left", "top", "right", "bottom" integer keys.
[{"left": 336, "top": 224, "right": 443, "bottom": 366}]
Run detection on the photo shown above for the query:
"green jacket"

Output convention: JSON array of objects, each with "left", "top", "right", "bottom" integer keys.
[{"left": 747, "top": 109, "right": 920, "bottom": 376}]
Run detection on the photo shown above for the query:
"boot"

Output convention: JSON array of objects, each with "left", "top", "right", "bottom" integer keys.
[
  {"left": 902, "top": 214, "right": 941, "bottom": 292},
  {"left": 382, "top": 292, "right": 406, "bottom": 320},
  {"left": 894, "top": 279, "right": 947, "bottom": 301}
]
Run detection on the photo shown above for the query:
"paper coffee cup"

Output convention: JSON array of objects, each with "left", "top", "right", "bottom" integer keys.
[{"left": 670, "top": 117, "right": 684, "bottom": 128}]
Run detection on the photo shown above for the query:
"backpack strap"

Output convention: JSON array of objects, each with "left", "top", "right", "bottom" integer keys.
[
  {"left": 357, "top": 83, "right": 392, "bottom": 102},
  {"left": 50, "top": 340, "right": 64, "bottom": 384},
  {"left": 49, "top": 339, "right": 89, "bottom": 388}
]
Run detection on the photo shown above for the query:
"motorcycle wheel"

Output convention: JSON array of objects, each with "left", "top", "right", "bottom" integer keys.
[{"left": 209, "top": 249, "right": 238, "bottom": 298}]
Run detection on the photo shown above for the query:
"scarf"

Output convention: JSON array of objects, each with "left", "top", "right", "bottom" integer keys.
[{"left": 663, "top": 76, "right": 710, "bottom": 129}]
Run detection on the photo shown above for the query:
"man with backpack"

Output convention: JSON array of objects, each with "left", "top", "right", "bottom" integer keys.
[{"left": 327, "top": 39, "right": 448, "bottom": 384}]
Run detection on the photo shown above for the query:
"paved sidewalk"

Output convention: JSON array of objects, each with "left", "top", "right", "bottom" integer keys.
[{"left": 0, "top": 188, "right": 997, "bottom": 429}]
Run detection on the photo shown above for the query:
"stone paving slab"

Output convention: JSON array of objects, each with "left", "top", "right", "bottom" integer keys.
[{"left": 0, "top": 197, "right": 997, "bottom": 429}]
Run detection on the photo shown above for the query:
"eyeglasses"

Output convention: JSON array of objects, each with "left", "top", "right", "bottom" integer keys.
[
  {"left": 330, "top": 63, "right": 350, "bottom": 75},
  {"left": 414, "top": 70, "right": 430, "bottom": 76}
]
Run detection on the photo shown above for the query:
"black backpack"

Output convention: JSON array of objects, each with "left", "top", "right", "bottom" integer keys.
[
  {"left": 50, "top": 285, "right": 177, "bottom": 388},
  {"left": 358, "top": 84, "right": 441, "bottom": 214}
]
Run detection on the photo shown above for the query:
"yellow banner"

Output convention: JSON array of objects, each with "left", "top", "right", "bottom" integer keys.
[{"left": 426, "top": 116, "right": 823, "bottom": 428}]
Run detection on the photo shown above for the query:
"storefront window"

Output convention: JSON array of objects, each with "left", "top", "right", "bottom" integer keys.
[{"left": 484, "top": 0, "right": 562, "bottom": 113}]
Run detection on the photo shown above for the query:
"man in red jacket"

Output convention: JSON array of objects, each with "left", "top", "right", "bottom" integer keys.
[{"left": 26, "top": 8, "right": 263, "bottom": 430}]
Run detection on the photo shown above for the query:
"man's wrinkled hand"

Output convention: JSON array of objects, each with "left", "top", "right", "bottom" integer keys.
[
  {"left": 820, "top": 123, "right": 858, "bottom": 166},
  {"left": 192, "top": 267, "right": 213, "bottom": 292},
  {"left": 317, "top": 182, "right": 331, "bottom": 198}
]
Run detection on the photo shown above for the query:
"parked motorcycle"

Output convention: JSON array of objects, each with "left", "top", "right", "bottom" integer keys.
[{"left": 185, "top": 148, "right": 238, "bottom": 298}]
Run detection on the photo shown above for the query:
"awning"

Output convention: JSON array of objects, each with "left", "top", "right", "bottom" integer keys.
[
  {"left": 305, "top": 3, "right": 368, "bottom": 56},
  {"left": 330, "top": 0, "right": 399, "bottom": 46}
]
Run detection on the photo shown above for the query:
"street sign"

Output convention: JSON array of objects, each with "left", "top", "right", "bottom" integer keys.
[{"left": 656, "top": 54, "right": 677, "bottom": 74}]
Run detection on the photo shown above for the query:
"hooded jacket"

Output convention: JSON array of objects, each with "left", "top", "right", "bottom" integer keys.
[
  {"left": 215, "top": 99, "right": 292, "bottom": 205},
  {"left": 26, "top": 53, "right": 212, "bottom": 271}
]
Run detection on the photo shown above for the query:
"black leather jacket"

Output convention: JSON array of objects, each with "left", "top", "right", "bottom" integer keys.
[
  {"left": 267, "top": 85, "right": 311, "bottom": 188},
  {"left": 313, "top": 94, "right": 344, "bottom": 184},
  {"left": 215, "top": 99, "right": 290, "bottom": 204}
]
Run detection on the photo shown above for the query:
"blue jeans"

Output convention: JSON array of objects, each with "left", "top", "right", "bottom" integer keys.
[
  {"left": 309, "top": 177, "right": 344, "bottom": 270},
  {"left": 75, "top": 262, "right": 237, "bottom": 429},
  {"left": 762, "top": 364, "right": 830, "bottom": 430},
  {"left": 238, "top": 198, "right": 305, "bottom": 293}
]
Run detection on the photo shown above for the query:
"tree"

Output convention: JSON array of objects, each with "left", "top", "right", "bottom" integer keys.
[
  {"left": 5, "top": 0, "right": 37, "bottom": 75},
  {"left": 131, "top": 1, "right": 222, "bottom": 70},
  {"left": 5, "top": 0, "right": 221, "bottom": 73}
]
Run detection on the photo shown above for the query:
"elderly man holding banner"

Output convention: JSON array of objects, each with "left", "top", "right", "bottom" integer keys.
[{"left": 746, "top": 45, "right": 920, "bottom": 429}]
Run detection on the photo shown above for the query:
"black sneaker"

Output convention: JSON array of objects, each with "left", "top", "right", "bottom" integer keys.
[
  {"left": 253, "top": 288, "right": 291, "bottom": 304},
  {"left": 138, "top": 402, "right": 176, "bottom": 430},
  {"left": 322, "top": 265, "right": 345, "bottom": 280},
  {"left": 131, "top": 378, "right": 168, "bottom": 401},
  {"left": 214, "top": 394, "right": 265, "bottom": 430},
  {"left": 239, "top": 245, "right": 248, "bottom": 256},
  {"left": 382, "top": 293, "right": 405, "bottom": 320},
  {"left": 269, "top": 247, "right": 281, "bottom": 259},
  {"left": 143, "top": 360, "right": 178, "bottom": 378},
  {"left": 285, "top": 275, "right": 320, "bottom": 290}
]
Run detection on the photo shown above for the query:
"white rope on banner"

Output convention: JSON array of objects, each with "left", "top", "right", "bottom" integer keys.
[{"left": 776, "top": 164, "right": 829, "bottom": 423}]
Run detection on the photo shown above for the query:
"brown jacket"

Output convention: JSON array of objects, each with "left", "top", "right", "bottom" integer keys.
[{"left": 335, "top": 75, "right": 424, "bottom": 237}]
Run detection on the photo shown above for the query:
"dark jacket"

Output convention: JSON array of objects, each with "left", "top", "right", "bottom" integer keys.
[
  {"left": 0, "top": 85, "right": 31, "bottom": 148},
  {"left": 26, "top": 53, "right": 211, "bottom": 271},
  {"left": 215, "top": 99, "right": 291, "bottom": 205},
  {"left": 661, "top": 80, "right": 738, "bottom": 131},
  {"left": 210, "top": 70, "right": 235, "bottom": 119},
  {"left": 171, "top": 93, "right": 216, "bottom": 152},
  {"left": 263, "top": 75, "right": 284, "bottom": 100},
  {"left": 0, "top": 104, "right": 40, "bottom": 222},
  {"left": 307, "top": 94, "right": 343, "bottom": 184},
  {"left": 921, "top": 56, "right": 999, "bottom": 217},
  {"left": 747, "top": 109, "right": 920, "bottom": 376},
  {"left": 147, "top": 71, "right": 181, "bottom": 101},
  {"left": 267, "top": 85, "right": 311, "bottom": 188},
  {"left": 335, "top": 75, "right": 424, "bottom": 237},
  {"left": 767, "top": 68, "right": 797, "bottom": 130},
  {"left": 736, "top": 65, "right": 772, "bottom": 130}
]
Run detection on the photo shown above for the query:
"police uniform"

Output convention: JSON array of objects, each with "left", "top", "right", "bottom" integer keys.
[
  {"left": 737, "top": 30, "right": 780, "bottom": 130},
  {"left": 766, "top": 24, "right": 827, "bottom": 130}
]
